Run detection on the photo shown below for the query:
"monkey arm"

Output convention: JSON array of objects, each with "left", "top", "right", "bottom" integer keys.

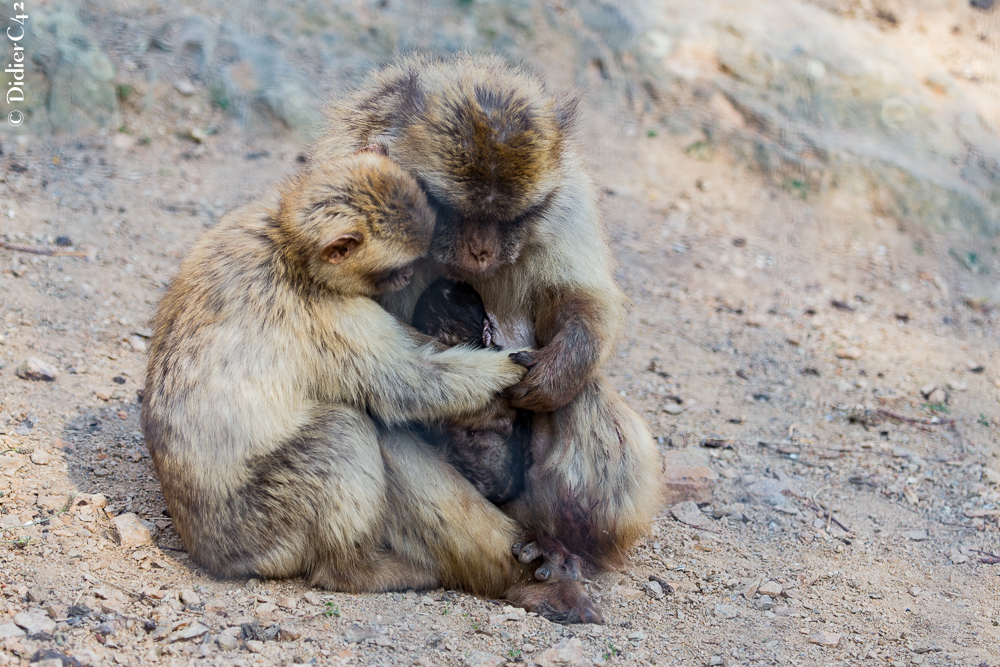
[
  {"left": 505, "top": 287, "right": 622, "bottom": 413},
  {"left": 328, "top": 301, "right": 527, "bottom": 425}
]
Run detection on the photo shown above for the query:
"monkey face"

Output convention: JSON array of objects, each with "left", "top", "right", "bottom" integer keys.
[
  {"left": 284, "top": 153, "right": 435, "bottom": 296},
  {"left": 385, "top": 79, "right": 574, "bottom": 279},
  {"left": 422, "top": 191, "right": 540, "bottom": 280}
]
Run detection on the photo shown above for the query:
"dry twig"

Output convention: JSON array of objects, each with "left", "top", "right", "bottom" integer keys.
[{"left": 0, "top": 240, "right": 88, "bottom": 257}]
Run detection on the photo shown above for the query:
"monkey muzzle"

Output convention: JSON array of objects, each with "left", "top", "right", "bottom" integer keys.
[{"left": 373, "top": 264, "right": 415, "bottom": 293}]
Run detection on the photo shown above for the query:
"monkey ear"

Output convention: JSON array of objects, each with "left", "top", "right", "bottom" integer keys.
[
  {"left": 320, "top": 233, "right": 363, "bottom": 264},
  {"left": 355, "top": 143, "right": 388, "bottom": 157},
  {"left": 553, "top": 94, "right": 580, "bottom": 134}
]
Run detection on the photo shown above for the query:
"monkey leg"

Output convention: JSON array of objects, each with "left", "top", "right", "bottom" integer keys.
[
  {"left": 182, "top": 406, "right": 442, "bottom": 591},
  {"left": 506, "top": 377, "right": 663, "bottom": 575},
  {"left": 373, "top": 428, "right": 601, "bottom": 623}
]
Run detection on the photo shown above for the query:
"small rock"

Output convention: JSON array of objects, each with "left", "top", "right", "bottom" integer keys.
[
  {"left": 927, "top": 388, "right": 946, "bottom": 405},
  {"left": 531, "top": 638, "right": 587, "bottom": 667},
  {"left": 14, "top": 611, "right": 56, "bottom": 636},
  {"left": 713, "top": 604, "right": 739, "bottom": 619},
  {"left": 809, "top": 630, "right": 841, "bottom": 647},
  {"left": 663, "top": 403, "right": 684, "bottom": 415},
  {"left": 374, "top": 636, "right": 393, "bottom": 647},
  {"left": 277, "top": 596, "right": 297, "bottom": 611},
  {"left": 610, "top": 585, "right": 643, "bottom": 601},
  {"left": 835, "top": 347, "right": 862, "bottom": 360},
  {"left": 708, "top": 657, "right": 725, "bottom": 666},
  {"left": 758, "top": 581, "right": 782, "bottom": 597},
  {"left": 661, "top": 448, "right": 718, "bottom": 505},
  {"left": 627, "top": 631, "right": 646, "bottom": 641},
  {"left": 217, "top": 633, "right": 239, "bottom": 650},
  {"left": 948, "top": 548, "right": 968, "bottom": 564},
  {"left": 167, "top": 622, "right": 210, "bottom": 643},
  {"left": 109, "top": 512, "right": 154, "bottom": 548},
  {"left": 33, "top": 659, "right": 62, "bottom": 667},
  {"left": 670, "top": 500, "right": 712, "bottom": 528},
  {"left": 909, "top": 587, "right": 922, "bottom": 597},
  {"left": 465, "top": 651, "right": 505, "bottom": 667},
  {"left": 256, "top": 602, "right": 278, "bottom": 616},
  {"left": 344, "top": 624, "right": 377, "bottom": 644},
  {"left": 919, "top": 384, "right": 937, "bottom": 399},
  {"left": 912, "top": 643, "right": 942, "bottom": 654},
  {"left": 947, "top": 380, "right": 967, "bottom": 392},
  {"left": 743, "top": 574, "right": 765, "bottom": 600},
  {"left": 179, "top": 590, "right": 201, "bottom": 606},
  {"left": 127, "top": 335, "right": 148, "bottom": 353},
  {"left": 26, "top": 588, "right": 48, "bottom": 604},
  {"left": 245, "top": 639, "right": 264, "bottom": 654},
  {"left": 111, "top": 133, "right": 134, "bottom": 150},
  {"left": 0, "top": 622, "right": 26, "bottom": 640},
  {"left": 35, "top": 493, "right": 64, "bottom": 511},
  {"left": 174, "top": 79, "right": 197, "bottom": 96},
  {"left": 983, "top": 468, "right": 1000, "bottom": 485},
  {"left": 187, "top": 127, "right": 208, "bottom": 144},
  {"left": 30, "top": 449, "right": 52, "bottom": 466},
  {"left": 902, "top": 529, "right": 928, "bottom": 541},
  {"left": 16, "top": 357, "right": 58, "bottom": 381},
  {"left": 302, "top": 591, "right": 323, "bottom": 605},
  {"left": 644, "top": 580, "right": 664, "bottom": 600}
]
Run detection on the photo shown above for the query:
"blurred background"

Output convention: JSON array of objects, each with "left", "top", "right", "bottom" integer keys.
[{"left": 4, "top": 0, "right": 999, "bottom": 237}]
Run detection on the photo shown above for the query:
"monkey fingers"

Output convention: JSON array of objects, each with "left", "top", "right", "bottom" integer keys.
[
  {"left": 505, "top": 576, "right": 602, "bottom": 625},
  {"left": 512, "top": 535, "right": 583, "bottom": 582},
  {"left": 504, "top": 346, "right": 586, "bottom": 413}
]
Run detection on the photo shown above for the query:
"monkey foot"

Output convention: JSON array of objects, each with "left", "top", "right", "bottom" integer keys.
[
  {"left": 505, "top": 577, "right": 602, "bottom": 625},
  {"left": 512, "top": 534, "right": 584, "bottom": 582}
]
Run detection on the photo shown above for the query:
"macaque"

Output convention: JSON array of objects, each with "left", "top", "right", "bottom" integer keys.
[{"left": 311, "top": 53, "right": 663, "bottom": 609}]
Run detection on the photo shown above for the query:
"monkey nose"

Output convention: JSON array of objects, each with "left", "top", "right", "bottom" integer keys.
[{"left": 471, "top": 248, "right": 493, "bottom": 265}]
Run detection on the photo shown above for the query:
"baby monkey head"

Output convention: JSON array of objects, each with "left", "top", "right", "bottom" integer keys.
[
  {"left": 280, "top": 150, "right": 434, "bottom": 296},
  {"left": 386, "top": 62, "right": 577, "bottom": 280}
]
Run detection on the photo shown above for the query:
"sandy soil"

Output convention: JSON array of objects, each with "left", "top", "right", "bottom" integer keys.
[{"left": 1, "top": 7, "right": 999, "bottom": 667}]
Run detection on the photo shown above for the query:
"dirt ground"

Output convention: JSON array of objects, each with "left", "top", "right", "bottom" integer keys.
[{"left": 2, "top": 9, "right": 1000, "bottom": 667}]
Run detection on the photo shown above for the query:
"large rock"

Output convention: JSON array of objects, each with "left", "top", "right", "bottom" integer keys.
[
  {"left": 633, "top": 0, "right": 999, "bottom": 235},
  {"left": 661, "top": 447, "right": 717, "bottom": 505},
  {"left": 175, "top": 18, "right": 323, "bottom": 135},
  {"left": 30, "top": 4, "right": 120, "bottom": 132},
  {"left": 109, "top": 512, "right": 154, "bottom": 549}
]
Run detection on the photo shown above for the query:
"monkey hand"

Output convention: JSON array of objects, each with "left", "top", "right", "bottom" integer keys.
[
  {"left": 505, "top": 346, "right": 582, "bottom": 413},
  {"left": 512, "top": 535, "right": 584, "bottom": 583}
]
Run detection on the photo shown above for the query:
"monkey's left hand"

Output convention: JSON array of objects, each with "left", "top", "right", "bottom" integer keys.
[{"left": 505, "top": 346, "right": 588, "bottom": 413}]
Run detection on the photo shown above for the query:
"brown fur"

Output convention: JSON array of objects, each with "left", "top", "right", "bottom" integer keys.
[
  {"left": 142, "top": 153, "right": 597, "bottom": 618},
  {"left": 312, "top": 54, "right": 663, "bottom": 591}
]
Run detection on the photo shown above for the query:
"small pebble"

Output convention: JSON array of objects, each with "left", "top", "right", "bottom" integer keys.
[
  {"left": 30, "top": 449, "right": 51, "bottom": 465},
  {"left": 809, "top": 630, "right": 841, "bottom": 647},
  {"left": 15, "top": 357, "right": 58, "bottom": 381}
]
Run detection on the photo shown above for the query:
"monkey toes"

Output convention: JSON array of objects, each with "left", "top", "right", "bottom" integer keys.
[
  {"left": 506, "top": 576, "right": 603, "bottom": 626},
  {"left": 512, "top": 537, "right": 583, "bottom": 582}
]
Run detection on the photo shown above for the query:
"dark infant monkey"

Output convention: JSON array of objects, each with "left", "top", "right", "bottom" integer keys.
[{"left": 413, "top": 278, "right": 531, "bottom": 505}]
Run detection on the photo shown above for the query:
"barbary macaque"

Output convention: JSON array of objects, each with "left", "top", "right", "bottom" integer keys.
[{"left": 312, "top": 53, "right": 663, "bottom": 613}]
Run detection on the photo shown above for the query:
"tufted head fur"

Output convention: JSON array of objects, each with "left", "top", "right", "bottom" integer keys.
[
  {"left": 319, "top": 53, "right": 579, "bottom": 280},
  {"left": 278, "top": 151, "right": 435, "bottom": 296}
]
